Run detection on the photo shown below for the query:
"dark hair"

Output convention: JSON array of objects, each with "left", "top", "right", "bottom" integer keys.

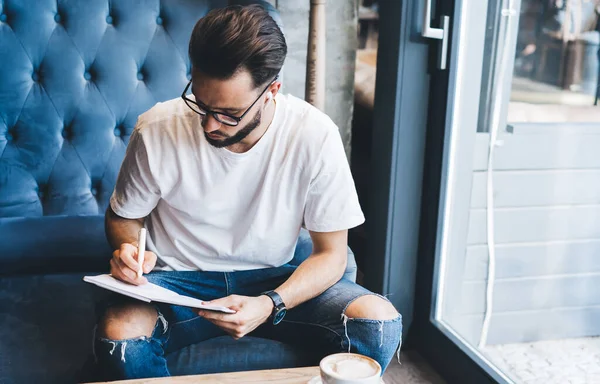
[{"left": 189, "top": 5, "right": 287, "bottom": 88}]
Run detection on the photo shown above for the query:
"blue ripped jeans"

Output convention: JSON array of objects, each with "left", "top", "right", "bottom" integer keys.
[{"left": 93, "top": 265, "right": 402, "bottom": 380}]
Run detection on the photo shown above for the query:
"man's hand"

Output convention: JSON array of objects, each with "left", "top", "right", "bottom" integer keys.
[
  {"left": 197, "top": 295, "right": 273, "bottom": 339},
  {"left": 110, "top": 243, "right": 157, "bottom": 285}
]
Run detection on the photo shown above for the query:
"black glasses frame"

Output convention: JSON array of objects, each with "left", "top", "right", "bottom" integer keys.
[{"left": 181, "top": 77, "right": 277, "bottom": 127}]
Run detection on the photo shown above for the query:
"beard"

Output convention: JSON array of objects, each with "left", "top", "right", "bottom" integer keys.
[{"left": 204, "top": 108, "right": 262, "bottom": 148}]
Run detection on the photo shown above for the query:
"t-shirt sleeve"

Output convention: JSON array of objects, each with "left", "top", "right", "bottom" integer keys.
[
  {"left": 109, "top": 128, "right": 160, "bottom": 219},
  {"left": 304, "top": 129, "right": 366, "bottom": 232}
]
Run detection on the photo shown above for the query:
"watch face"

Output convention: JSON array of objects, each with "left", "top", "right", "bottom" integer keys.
[{"left": 273, "top": 308, "right": 287, "bottom": 325}]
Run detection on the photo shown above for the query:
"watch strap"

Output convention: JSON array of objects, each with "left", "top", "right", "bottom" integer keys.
[{"left": 262, "top": 290, "right": 284, "bottom": 308}]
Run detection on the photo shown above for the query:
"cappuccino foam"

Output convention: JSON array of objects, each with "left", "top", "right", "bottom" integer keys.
[{"left": 323, "top": 355, "right": 379, "bottom": 379}]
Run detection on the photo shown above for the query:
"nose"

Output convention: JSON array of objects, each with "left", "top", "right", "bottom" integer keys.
[{"left": 201, "top": 114, "right": 221, "bottom": 133}]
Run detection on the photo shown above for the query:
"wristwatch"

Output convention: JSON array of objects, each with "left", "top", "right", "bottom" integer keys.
[{"left": 261, "top": 290, "right": 287, "bottom": 325}]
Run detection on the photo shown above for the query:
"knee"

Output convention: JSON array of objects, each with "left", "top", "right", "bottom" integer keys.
[
  {"left": 345, "top": 295, "right": 399, "bottom": 321},
  {"left": 98, "top": 302, "right": 158, "bottom": 340}
]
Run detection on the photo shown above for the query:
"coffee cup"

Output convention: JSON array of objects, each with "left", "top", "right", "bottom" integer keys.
[{"left": 319, "top": 353, "right": 382, "bottom": 384}]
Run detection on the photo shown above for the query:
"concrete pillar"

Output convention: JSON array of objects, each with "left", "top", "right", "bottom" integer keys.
[{"left": 277, "top": 0, "right": 358, "bottom": 159}]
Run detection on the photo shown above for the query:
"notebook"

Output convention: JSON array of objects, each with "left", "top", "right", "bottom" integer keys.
[{"left": 83, "top": 274, "right": 236, "bottom": 313}]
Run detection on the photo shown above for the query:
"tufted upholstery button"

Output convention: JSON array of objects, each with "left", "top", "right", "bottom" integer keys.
[
  {"left": 156, "top": 16, "right": 163, "bottom": 25},
  {"left": 37, "top": 189, "right": 45, "bottom": 199},
  {"left": 54, "top": 14, "right": 62, "bottom": 23},
  {"left": 5, "top": 132, "right": 13, "bottom": 141},
  {"left": 106, "top": 15, "right": 113, "bottom": 24},
  {"left": 137, "top": 71, "right": 144, "bottom": 81},
  {"left": 84, "top": 71, "right": 92, "bottom": 81},
  {"left": 0, "top": 14, "right": 7, "bottom": 23},
  {"left": 91, "top": 187, "right": 98, "bottom": 197},
  {"left": 113, "top": 127, "right": 121, "bottom": 137},
  {"left": 61, "top": 128, "right": 69, "bottom": 139},
  {"left": 32, "top": 72, "right": 40, "bottom": 82}
]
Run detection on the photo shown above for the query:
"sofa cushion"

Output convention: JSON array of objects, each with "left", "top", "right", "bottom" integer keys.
[{"left": 0, "top": 274, "right": 105, "bottom": 383}]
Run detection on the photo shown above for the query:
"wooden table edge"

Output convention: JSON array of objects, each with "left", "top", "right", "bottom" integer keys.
[{"left": 91, "top": 366, "right": 321, "bottom": 384}]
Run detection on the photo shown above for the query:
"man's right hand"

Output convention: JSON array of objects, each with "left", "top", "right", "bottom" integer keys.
[{"left": 110, "top": 243, "right": 157, "bottom": 285}]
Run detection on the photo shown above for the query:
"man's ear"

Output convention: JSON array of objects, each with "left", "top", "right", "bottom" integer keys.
[{"left": 269, "top": 81, "right": 282, "bottom": 99}]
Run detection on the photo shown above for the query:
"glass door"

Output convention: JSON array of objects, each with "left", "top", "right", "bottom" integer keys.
[{"left": 415, "top": 0, "right": 600, "bottom": 382}]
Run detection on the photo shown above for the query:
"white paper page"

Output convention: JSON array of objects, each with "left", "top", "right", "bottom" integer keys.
[{"left": 84, "top": 274, "right": 235, "bottom": 313}]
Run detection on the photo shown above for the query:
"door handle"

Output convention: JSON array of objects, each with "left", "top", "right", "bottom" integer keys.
[{"left": 422, "top": 0, "right": 450, "bottom": 70}]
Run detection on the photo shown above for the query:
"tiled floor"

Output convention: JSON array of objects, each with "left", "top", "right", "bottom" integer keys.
[
  {"left": 383, "top": 351, "right": 446, "bottom": 384},
  {"left": 484, "top": 337, "right": 600, "bottom": 384}
]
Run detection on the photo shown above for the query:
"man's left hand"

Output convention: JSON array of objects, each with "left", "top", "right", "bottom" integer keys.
[{"left": 197, "top": 294, "right": 273, "bottom": 339}]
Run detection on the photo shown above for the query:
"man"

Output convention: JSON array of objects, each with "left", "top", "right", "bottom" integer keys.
[{"left": 95, "top": 4, "right": 401, "bottom": 380}]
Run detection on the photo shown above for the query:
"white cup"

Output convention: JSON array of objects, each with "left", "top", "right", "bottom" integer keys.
[{"left": 319, "top": 353, "right": 382, "bottom": 384}]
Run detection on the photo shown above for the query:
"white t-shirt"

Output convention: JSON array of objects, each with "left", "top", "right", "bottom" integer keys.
[{"left": 110, "top": 93, "right": 365, "bottom": 272}]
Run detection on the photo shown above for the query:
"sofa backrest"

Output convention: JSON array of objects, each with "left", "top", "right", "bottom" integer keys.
[{"left": 0, "top": 0, "right": 279, "bottom": 274}]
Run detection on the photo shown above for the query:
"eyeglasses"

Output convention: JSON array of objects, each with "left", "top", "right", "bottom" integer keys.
[{"left": 181, "top": 77, "right": 277, "bottom": 127}]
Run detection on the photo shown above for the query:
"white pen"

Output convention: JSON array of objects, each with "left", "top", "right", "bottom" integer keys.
[{"left": 137, "top": 228, "right": 147, "bottom": 278}]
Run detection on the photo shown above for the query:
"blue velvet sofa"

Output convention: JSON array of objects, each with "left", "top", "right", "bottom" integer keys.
[{"left": 0, "top": 1, "right": 358, "bottom": 382}]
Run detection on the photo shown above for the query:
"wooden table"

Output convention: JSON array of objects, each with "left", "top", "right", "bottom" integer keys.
[{"left": 97, "top": 367, "right": 320, "bottom": 383}]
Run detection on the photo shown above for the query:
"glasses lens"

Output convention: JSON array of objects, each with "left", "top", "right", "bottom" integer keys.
[
  {"left": 215, "top": 114, "right": 239, "bottom": 126},
  {"left": 184, "top": 98, "right": 206, "bottom": 116}
]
